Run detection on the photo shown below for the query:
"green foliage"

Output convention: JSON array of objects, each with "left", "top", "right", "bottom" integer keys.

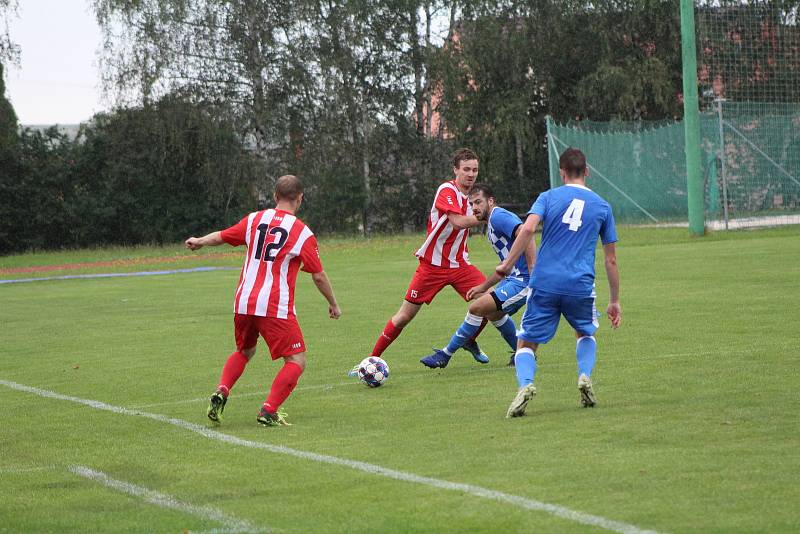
[
  {"left": 72, "top": 97, "right": 258, "bottom": 246},
  {"left": 8, "top": 1, "right": 793, "bottom": 248},
  {"left": 0, "top": 127, "right": 74, "bottom": 252},
  {"left": 0, "top": 62, "right": 20, "bottom": 250},
  {"left": 300, "top": 168, "right": 367, "bottom": 234},
  {"left": 0, "top": 96, "right": 260, "bottom": 254},
  {"left": 431, "top": 1, "right": 684, "bottom": 205},
  {"left": 0, "top": 62, "right": 18, "bottom": 157}
]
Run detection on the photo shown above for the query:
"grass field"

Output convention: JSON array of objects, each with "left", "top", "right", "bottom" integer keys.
[{"left": 1, "top": 226, "right": 799, "bottom": 533}]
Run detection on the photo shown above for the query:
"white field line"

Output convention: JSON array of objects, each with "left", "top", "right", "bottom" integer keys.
[
  {"left": 130, "top": 347, "right": 754, "bottom": 410},
  {"left": 635, "top": 213, "right": 800, "bottom": 230},
  {"left": 0, "top": 266, "right": 238, "bottom": 285},
  {"left": 68, "top": 465, "right": 265, "bottom": 534},
  {"left": 1, "top": 378, "right": 658, "bottom": 534}
]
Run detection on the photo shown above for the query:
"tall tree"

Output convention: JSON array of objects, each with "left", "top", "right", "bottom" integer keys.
[
  {"left": 94, "top": 0, "right": 302, "bottom": 173},
  {"left": 292, "top": 0, "right": 415, "bottom": 233},
  {"left": 0, "top": 0, "right": 19, "bottom": 66},
  {"left": 0, "top": 60, "right": 21, "bottom": 253},
  {"left": 0, "top": 61, "right": 18, "bottom": 156}
]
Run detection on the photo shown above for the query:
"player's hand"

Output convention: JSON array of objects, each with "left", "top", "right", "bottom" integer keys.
[
  {"left": 185, "top": 237, "right": 203, "bottom": 251},
  {"left": 466, "top": 285, "right": 486, "bottom": 301},
  {"left": 329, "top": 304, "right": 342, "bottom": 319},
  {"left": 495, "top": 261, "right": 511, "bottom": 277},
  {"left": 606, "top": 302, "right": 621, "bottom": 329}
]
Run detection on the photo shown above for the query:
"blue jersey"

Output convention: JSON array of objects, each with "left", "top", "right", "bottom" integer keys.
[
  {"left": 528, "top": 184, "right": 617, "bottom": 296},
  {"left": 487, "top": 206, "right": 529, "bottom": 282}
]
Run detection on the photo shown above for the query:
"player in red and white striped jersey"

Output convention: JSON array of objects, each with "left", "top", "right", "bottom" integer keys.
[
  {"left": 355, "top": 148, "right": 490, "bottom": 372},
  {"left": 186, "top": 175, "right": 340, "bottom": 427}
]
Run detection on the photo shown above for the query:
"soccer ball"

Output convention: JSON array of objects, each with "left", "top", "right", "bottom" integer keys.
[{"left": 357, "top": 357, "right": 389, "bottom": 387}]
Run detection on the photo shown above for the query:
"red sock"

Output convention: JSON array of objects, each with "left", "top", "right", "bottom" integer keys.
[
  {"left": 218, "top": 351, "right": 249, "bottom": 394},
  {"left": 263, "top": 361, "right": 304, "bottom": 413},
  {"left": 371, "top": 320, "right": 404, "bottom": 357},
  {"left": 468, "top": 318, "right": 488, "bottom": 343}
]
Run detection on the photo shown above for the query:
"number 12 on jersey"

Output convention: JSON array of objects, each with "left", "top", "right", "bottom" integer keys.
[
  {"left": 254, "top": 224, "right": 289, "bottom": 261},
  {"left": 562, "top": 199, "right": 585, "bottom": 232}
]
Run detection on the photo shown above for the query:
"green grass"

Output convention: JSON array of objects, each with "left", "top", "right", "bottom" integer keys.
[{"left": 1, "top": 226, "right": 799, "bottom": 532}]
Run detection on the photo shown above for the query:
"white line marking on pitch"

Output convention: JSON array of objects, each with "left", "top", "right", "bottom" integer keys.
[
  {"left": 2, "top": 378, "right": 658, "bottom": 534},
  {"left": 68, "top": 465, "right": 265, "bottom": 534}
]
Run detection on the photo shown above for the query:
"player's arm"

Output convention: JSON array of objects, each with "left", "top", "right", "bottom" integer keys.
[
  {"left": 516, "top": 224, "right": 537, "bottom": 273},
  {"left": 185, "top": 231, "right": 225, "bottom": 250},
  {"left": 466, "top": 271, "right": 503, "bottom": 301},
  {"left": 603, "top": 243, "right": 621, "bottom": 329},
  {"left": 496, "top": 214, "right": 540, "bottom": 277},
  {"left": 311, "top": 271, "right": 342, "bottom": 319},
  {"left": 446, "top": 212, "right": 480, "bottom": 230}
]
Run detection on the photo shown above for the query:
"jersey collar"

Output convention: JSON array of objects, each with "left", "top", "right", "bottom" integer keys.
[{"left": 565, "top": 183, "right": 591, "bottom": 191}]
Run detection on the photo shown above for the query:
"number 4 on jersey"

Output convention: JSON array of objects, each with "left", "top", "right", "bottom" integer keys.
[{"left": 562, "top": 199, "right": 585, "bottom": 232}]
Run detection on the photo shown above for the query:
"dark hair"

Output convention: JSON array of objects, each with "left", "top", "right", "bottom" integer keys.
[
  {"left": 469, "top": 183, "right": 494, "bottom": 199},
  {"left": 274, "top": 174, "right": 304, "bottom": 201},
  {"left": 559, "top": 148, "right": 586, "bottom": 178},
  {"left": 452, "top": 148, "right": 479, "bottom": 169}
]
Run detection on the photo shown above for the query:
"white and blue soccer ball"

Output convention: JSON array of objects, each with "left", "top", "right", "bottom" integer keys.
[{"left": 357, "top": 357, "right": 389, "bottom": 387}]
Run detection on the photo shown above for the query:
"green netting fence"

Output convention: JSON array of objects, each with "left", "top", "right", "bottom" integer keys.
[{"left": 546, "top": 103, "right": 800, "bottom": 227}]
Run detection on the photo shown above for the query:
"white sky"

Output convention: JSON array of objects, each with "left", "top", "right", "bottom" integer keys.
[{"left": 5, "top": 0, "right": 106, "bottom": 125}]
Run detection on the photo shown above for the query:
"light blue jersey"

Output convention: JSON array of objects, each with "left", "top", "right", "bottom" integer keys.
[
  {"left": 528, "top": 184, "right": 617, "bottom": 297},
  {"left": 487, "top": 207, "right": 529, "bottom": 282}
]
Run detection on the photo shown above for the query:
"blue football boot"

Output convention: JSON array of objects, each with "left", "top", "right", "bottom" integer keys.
[
  {"left": 463, "top": 339, "right": 490, "bottom": 364},
  {"left": 420, "top": 348, "right": 452, "bottom": 369}
]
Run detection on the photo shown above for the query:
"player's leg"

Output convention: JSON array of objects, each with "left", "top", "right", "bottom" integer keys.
[
  {"left": 370, "top": 300, "right": 422, "bottom": 358},
  {"left": 257, "top": 317, "right": 306, "bottom": 426},
  {"left": 366, "top": 262, "right": 443, "bottom": 363},
  {"left": 575, "top": 333, "right": 597, "bottom": 407},
  {"left": 506, "top": 339, "right": 539, "bottom": 418},
  {"left": 486, "top": 280, "right": 529, "bottom": 356},
  {"left": 420, "top": 285, "right": 513, "bottom": 368},
  {"left": 207, "top": 314, "right": 259, "bottom": 423},
  {"left": 420, "top": 309, "right": 484, "bottom": 368},
  {"left": 452, "top": 264, "right": 491, "bottom": 362},
  {"left": 506, "top": 290, "right": 560, "bottom": 417},
  {"left": 563, "top": 293, "right": 600, "bottom": 407}
]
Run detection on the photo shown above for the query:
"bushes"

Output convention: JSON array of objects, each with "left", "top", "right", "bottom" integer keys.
[{"left": 0, "top": 98, "right": 259, "bottom": 254}]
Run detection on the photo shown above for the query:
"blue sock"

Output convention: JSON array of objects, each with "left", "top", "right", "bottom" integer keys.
[
  {"left": 576, "top": 336, "right": 597, "bottom": 377},
  {"left": 492, "top": 315, "right": 518, "bottom": 350},
  {"left": 444, "top": 313, "right": 483, "bottom": 355},
  {"left": 514, "top": 348, "right": 536, "bottom": 388}
]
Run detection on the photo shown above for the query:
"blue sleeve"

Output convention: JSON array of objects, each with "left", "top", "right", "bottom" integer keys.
[
  {"left": 529, "top": 192, "right": 547, "bottom": 218},
  {"left": 492, "top": 209, "right": 522, "bottom": 240},
  {"left": 600, "top": 205, "right": 618, "bottom": 245}
]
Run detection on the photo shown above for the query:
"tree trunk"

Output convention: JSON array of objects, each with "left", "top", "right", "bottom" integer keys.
[
  {"left": 515, "top": 128, "right": 525, "bottom": 188},
  {"left": 361, "top": 99, "right": 371, "bottom": 236},
  {"left": 423, "top": 1, "right": 432, "bottom": 137}
]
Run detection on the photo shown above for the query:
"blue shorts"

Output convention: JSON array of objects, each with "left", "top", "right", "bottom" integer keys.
[
  {"left": 490, "top": 278, "right": 530, "bottom": 316},
  {"left": 518, "top": 289, "right": 599, "bottom": 344}
]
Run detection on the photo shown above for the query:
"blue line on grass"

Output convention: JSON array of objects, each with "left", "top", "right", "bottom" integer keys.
[{"left": 0, "top": 266, "right": 239, "bottom": 285}]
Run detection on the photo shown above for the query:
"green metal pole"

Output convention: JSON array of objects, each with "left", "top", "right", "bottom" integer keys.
[
  {"left": 680, "top": 0, "right": 705, "bottom": 235},
  {"left": 545, "top": 115, "right": 559, "bottom": 189}
]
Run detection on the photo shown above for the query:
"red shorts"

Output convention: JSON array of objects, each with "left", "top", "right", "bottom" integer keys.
[
  {"left": 404, "top": 260, "right": 486, "bottom": 305},
  {"left": 234, "top": 314, "right": 306, "bottom": 359}
]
